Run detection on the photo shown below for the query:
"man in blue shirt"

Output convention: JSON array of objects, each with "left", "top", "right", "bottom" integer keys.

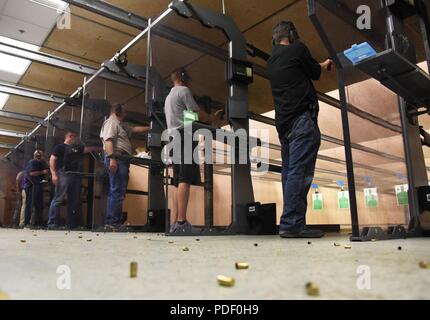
[{"left": 24, "top": 150, "right": 49, "bottom": 227}]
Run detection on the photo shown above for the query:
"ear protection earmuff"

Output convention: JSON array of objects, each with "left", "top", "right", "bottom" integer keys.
[
  {"left": 114, "top": 104, "right": 124, "bottom": 117},
  {"left": 272, "top": 21, "right": 299, "bottom": 45},
  {"left": 179, "top": 69, "right": 191, "bottom": 85}
]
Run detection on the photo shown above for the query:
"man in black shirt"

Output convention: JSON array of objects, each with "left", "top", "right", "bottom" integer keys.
[
  {"left": 267, "top": 21, "right": 333, "bottom": 238},
  {"left": 47, "top": 131, "right": 98, "bottom": 229},
  {"left": 24, "top": 150, "right": 49, "bottom": 227}
]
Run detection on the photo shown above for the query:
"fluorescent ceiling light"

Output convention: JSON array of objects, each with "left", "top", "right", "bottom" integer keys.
[
  {"left": 0, "top": 36, "right": 39, "bottom": 51},
  {"left": 0, "top": 93, "right": 10, "bottom": 110},
  {"left": 0, "top": 53, "right": 32, "bottom": 75},
  {"left": 0, "top": 36, "right": 39, "bottom": 76},
  {"left": 28, "top": 0, "right": 68, "bottom": 12}
]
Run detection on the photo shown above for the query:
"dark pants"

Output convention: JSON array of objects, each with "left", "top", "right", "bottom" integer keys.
[
  {"left": 24, "top": 182, "right": 44, "bottom": 226},
  {"left": 48, "top": 171, "right": 82, "bottom": 227},
  {"left": 13, "top": 190, "right": 23, "bottom": 225},
  {"left": 104, "top": 157, "right": 130, "bottom": 226},
  {"left": 279, "top": 111, "right": 321, "bottom": 232}
]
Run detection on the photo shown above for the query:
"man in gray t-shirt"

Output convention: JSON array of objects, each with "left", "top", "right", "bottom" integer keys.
[
  {"left": 165, "top": 85, "right": 200, "bottom": 130},
  {"left": 165, "top": 69, "right": 221, "bottom": 234}
]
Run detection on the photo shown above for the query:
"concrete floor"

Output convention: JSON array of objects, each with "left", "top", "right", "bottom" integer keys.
[{"left": 0, "top": 228, "right": 429, "bottom": 300}]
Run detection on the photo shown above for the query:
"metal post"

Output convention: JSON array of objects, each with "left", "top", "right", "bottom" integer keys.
[
  {"left": 204, "top": 138, "right": 214, "bottom": 228},
  {"left": 80, "top": 76, "right": 87, "bottom": 140},
  {"left": 221, "top": 0, "right": 226, "bottom": 14},
  {"left": 337, "top": 69, "right": 360, "bottom": 239},
  {"left": 384, "top": 0, "right": 428, "bottom": 234},
  {"left": 87, "top": 156, "right": 95, "bottom": 230}
]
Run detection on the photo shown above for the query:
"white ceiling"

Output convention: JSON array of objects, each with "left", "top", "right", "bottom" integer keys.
[
  {"left": 0, "top": 0, "right": 67, "bottom": 45},
  {"left": 0, "top": 0, "right": 67, "bottom": 109}
]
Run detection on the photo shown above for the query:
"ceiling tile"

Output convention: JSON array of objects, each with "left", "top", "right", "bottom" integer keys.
[
  {"left": 0, "top": 15, "right": 47, "bottom": 45},
  {"left": 3, "top": 0, "right": 59, "bottom": 30}
]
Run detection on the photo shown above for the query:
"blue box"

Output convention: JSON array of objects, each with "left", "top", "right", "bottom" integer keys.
[{"left": 344, "top": 42, "right": 377, "bottom": 64}]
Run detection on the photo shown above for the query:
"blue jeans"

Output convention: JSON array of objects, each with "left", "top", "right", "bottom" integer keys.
[
  {"left": 48, "top": 171, "right": 82, "bottom": 226},
  {"left": 279, "top": 111, "right": 321, "bottom": 232},
  {"left": 104, "top": 157, "right": 130, "bottom": 226}
]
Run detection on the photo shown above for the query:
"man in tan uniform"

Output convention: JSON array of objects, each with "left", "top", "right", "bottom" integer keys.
[{"left": 100, "top": 104, "right": 149, "bottom": 230}]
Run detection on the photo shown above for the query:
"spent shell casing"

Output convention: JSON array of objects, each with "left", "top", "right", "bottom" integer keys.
[
  {"left": 217, "top": 275, "right": 235, "bottom": 287},
  {"left": 344, "top": 244, "right": 352, "bottom": 249},
  {"left": 182, "top": 247, "right": 189, "bottom": 252},
  {"left": 20, "top": 240, "right": 26, "bottom": 243},
  {"left": 306, "top": 282, "right": 320, "bottom": 296},
  {"left": 334, "top": 243, "right": 341, "bottom": 247},
  {"left": 235, "top": 262, "right": 249, "bottom": 270},
  {"left": 419, "top": 261, "right": 430, "bottom": 269},
  {"left": 0, "top": 291, "right": 10, "bottom": 300},
  {"left": 130, "top": 262, "right": 138, "bottom": 278}
]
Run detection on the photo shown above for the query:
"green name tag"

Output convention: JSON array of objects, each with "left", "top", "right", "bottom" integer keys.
[{"left": 184, "top": 110, "right": 199, "bottom": 125}]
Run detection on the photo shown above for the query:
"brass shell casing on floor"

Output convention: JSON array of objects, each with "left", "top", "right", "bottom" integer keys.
[
  {"left": 306, "top": 282, "right": 320, "bottom": 296},
  {"left": 217, "top": 275, "right": 235, "bottom": 287},
  {"left": 130, "top": 262, "right": 138, "bottom": 278},
  {"left": 235, "top": 262, "right": 249, "bottom": 270}
]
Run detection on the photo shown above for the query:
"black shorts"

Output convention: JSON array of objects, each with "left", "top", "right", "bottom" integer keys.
[
  {"left": 172, "top": 163, "right": 201, "bottom": 187},
  {"left": 171, "top": 132, "right": 201, "bottom": 187}
]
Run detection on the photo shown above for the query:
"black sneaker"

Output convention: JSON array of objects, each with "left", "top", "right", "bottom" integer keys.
[
  {"left": 279, "top": 228, "right": 325, "bottom": 239},
  {"left": 103, "top": 224, "right": 118, "bottom": 232},
  {"left": 30, "top": 225, "right": 44, "bottom": 230},
  {"left": 71, "top": 226, "right": 87, "bottom": 231},
  {"left": 171, "top": 220, "right": 200, "bottom": 235},
  {"left": 104, "top": 224, "right": 129, "bottom": 232}
]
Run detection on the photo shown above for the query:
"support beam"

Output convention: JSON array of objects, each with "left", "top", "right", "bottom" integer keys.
[
  {"left": 0, "top": 41, "right": 146, "bottom": 90},
  {"left": 0, "top": 142, "right": 16, "bottom": 149},
  {"left": 0, "top": 82, "right": 149, "bottom": 126},
  {"left": 0, "top": 129, "right": 26, "bottom": 138},
  {"left": 0, "top": 82, "right": 65, "bottom": 104},
  {"left": 0, "top": 110, "right": 43, "bottom": 123}
]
